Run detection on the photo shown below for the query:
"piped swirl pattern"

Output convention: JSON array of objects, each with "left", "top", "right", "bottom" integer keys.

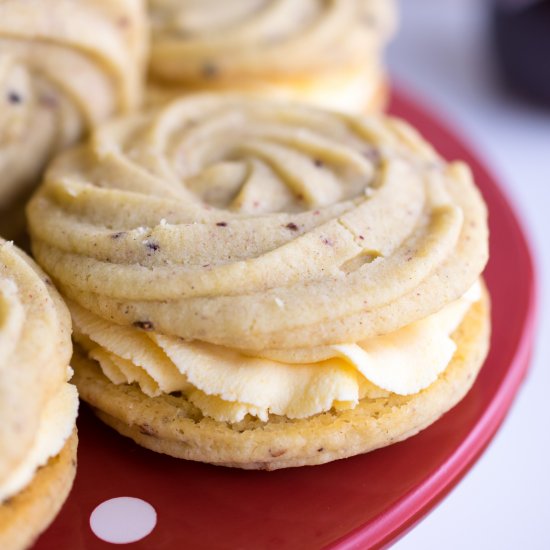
[
  {"left": 150, "top": 0, "right": 395, "bottom": 80},
  {"left": 0, "top": 0, "right": 147, "bottom": 206},
  {"left": 147, "top": 0, "right": 395, "bottom": 112},
  {"left": 28, "top": 95, "right": 488, "bottom": 351},
  {"left": 0, "top": 240, "right": 72, "bottom": 494}
]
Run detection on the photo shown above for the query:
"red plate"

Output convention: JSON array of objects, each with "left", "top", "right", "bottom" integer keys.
[{"left": 34, "top": 90, "right": 537, "bottom": 550}]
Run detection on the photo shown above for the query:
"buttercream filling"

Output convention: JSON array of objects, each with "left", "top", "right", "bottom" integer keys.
[
  {"left": 0, "top": 379, "right": 78, "bottom": 503},
  {"left": 72, "top": 282, "right": 481, "bottom": 424}
]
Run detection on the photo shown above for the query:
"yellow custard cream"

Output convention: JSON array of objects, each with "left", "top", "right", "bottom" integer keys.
[
  {"left": 0, "top": 380, "right": 78, "bottom": 502},
  {"left": 72, "top": 282, "right": 481, "bottom": 424}
]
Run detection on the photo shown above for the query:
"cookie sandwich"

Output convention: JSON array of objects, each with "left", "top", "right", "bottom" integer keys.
[
  {"left": 27, "top": 95, "right": 490, "bottom": 470},
  {"left": 0, "top": 0, "right": 147, "bottom": 238},
  {"left": 0, "top": 240, "right": 78, "bottom": 549},
  {"left": 147, "top": 0, "right": 396, "bottom": 113}
]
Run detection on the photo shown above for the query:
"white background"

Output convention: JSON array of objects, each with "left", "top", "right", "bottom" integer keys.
[{"left": 390, "top": 1, "right": 550, "bottom": 548}]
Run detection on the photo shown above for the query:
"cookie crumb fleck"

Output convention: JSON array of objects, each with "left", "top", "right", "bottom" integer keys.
[
  {"left": 216, "top": 221, "right": 227, "bottom": 227},
  {"left": 138, "top": 423, "right": 156, "bottom": 436},
  {"left": 7, "top": 91, "right": 22, "bottom": 104},
  {"left": 133, "top": 320, "right": 154, "bottom": 331},
  {"left": 144, "top": 240, "right": 160, "bottom": 252},
  {"left": 117, "top": 15, "right": 130, "bottom": 28},
  {"left": 363, "top": 148, "right": 381, "bottom": 163},
  {"left": 202, "top": 62, "right": 220, "bottom": 79},
  {"left": 269, "top": 448, "right": 287, "bottom": 458},
  {"left": 65, "top": 185, "right": 78, "bottom": 197},
  {"left": 285, "top": 222, "right": 299, "bottom": 231},
  {"left": 313, "top": 158, "right": 324, "bottom": 168},
  {"left": 39, "top": 94, "right": 58, "bottom": 109}
]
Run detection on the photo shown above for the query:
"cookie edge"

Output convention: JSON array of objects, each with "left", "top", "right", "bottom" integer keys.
[{"left": 0, "top": 429, "right": 78, "bottom": 550}]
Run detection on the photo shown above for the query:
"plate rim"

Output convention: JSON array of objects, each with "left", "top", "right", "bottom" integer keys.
[
  {"left": 327, "top": 86, "right": 539, "bottom": 550},
  {"left": 32, "top": 87, "right": 539, "bottom": 550}
]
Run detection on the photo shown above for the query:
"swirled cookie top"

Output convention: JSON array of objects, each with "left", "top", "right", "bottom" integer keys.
[
  {"left": 0, "top": 0, "right": 147, "bottom": 118},
  {"left": 149, "top": 0, "right": 396, "bottom": 83},
  {"left": 0, "top": 0, "right": 147, "bottom": 204},
  {"left": 28, "top": 95, "right": 488, "bottom": 350},
  {"left": 0, "top": 240, "right": 72, "bottom": 492}
]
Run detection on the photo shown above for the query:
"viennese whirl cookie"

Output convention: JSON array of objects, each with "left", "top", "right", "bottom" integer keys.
[
  {"left": 147, "top": 0, "right": 396, "bottom": 113},
  {"left": 28, "top": 95, "right": 490, "bottom": 469},
  {"left": 0, "top": 0, "right": 147, "bottom": 239},
  {"left": 0, "top": 240, "right": 78, "bottom": 548}
]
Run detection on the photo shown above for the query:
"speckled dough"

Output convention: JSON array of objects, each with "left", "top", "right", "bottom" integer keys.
[
  {"left": 72, "top": 289, "right": 490, "bottom": 470},
  {"left": 0, "top": 239, "right": 77, "bottom": 547},
  {"left": 0, "top": 240, "right": 73, "bottom": 488},
  {"left": 28, "top": 96, "right": 489, "bottom": 468},
  {"left": 0, "top": 0, "right": 147, "bottom": 238},
  {"left": 147, "top": 0, "right": 396, "bottom": 113},
  {"left": 27, "top": 95, "right": 489, "bottom": 351},
  {"left": 0, "top": 431, "right": 77, "bottom": 550}
]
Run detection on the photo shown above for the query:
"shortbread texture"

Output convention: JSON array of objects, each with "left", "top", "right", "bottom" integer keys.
[
  {"left": 0, "top": 0, "right": 147, "bottom": 236},
  {"left": 146, "top": 0, "right": 396, "bottom": 112},
  {"left": 0, "top": 240, "right": 78, "bottom": 548},
  {"left": 0, "top": 241, "right": 72, "bottom": 490},
  {"left": 28, "top": 95, "right": 488, "bottom": 350},
  {"left": 27, "top": 95, "right": 490, "bottom": 468},
  {"left": 0, "top": 432, "right": 77, "bottom": 550}
]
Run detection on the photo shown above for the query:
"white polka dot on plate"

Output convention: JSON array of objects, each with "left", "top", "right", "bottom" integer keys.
[{"left": 90, "top": 497, "right": 157, "bottom": 544}]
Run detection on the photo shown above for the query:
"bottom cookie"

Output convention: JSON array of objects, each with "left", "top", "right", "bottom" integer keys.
[
  {"left": 72, "top": 290, "right": 490, "bottom": 471},
  {"left": 0, "top": 430, "right": 78, "bottom": 550}
]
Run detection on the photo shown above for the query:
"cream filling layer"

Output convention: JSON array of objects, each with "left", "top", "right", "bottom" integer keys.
[
  {"left": 0, "top": 380, "right": 78, "bottom": 502},
  {"left": 72, "top": 282, "right": 481, "bottom": 424}
]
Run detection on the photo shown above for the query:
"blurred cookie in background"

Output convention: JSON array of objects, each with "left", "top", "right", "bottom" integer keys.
[
  {"left": 147, "top": 0, "right": 397, "bottom": 113},
  {"left": 0, "top": 0, "right": 148, "bottom": 241}
]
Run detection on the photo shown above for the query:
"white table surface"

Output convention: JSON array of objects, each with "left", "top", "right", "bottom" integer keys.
[{"left": 389, "top": 1, "right": 550, "bottom": 548}]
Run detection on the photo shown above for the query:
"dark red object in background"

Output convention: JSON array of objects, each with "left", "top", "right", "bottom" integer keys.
[{"left": 34, "top": 89, "right": 537, "bottom": 550}]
